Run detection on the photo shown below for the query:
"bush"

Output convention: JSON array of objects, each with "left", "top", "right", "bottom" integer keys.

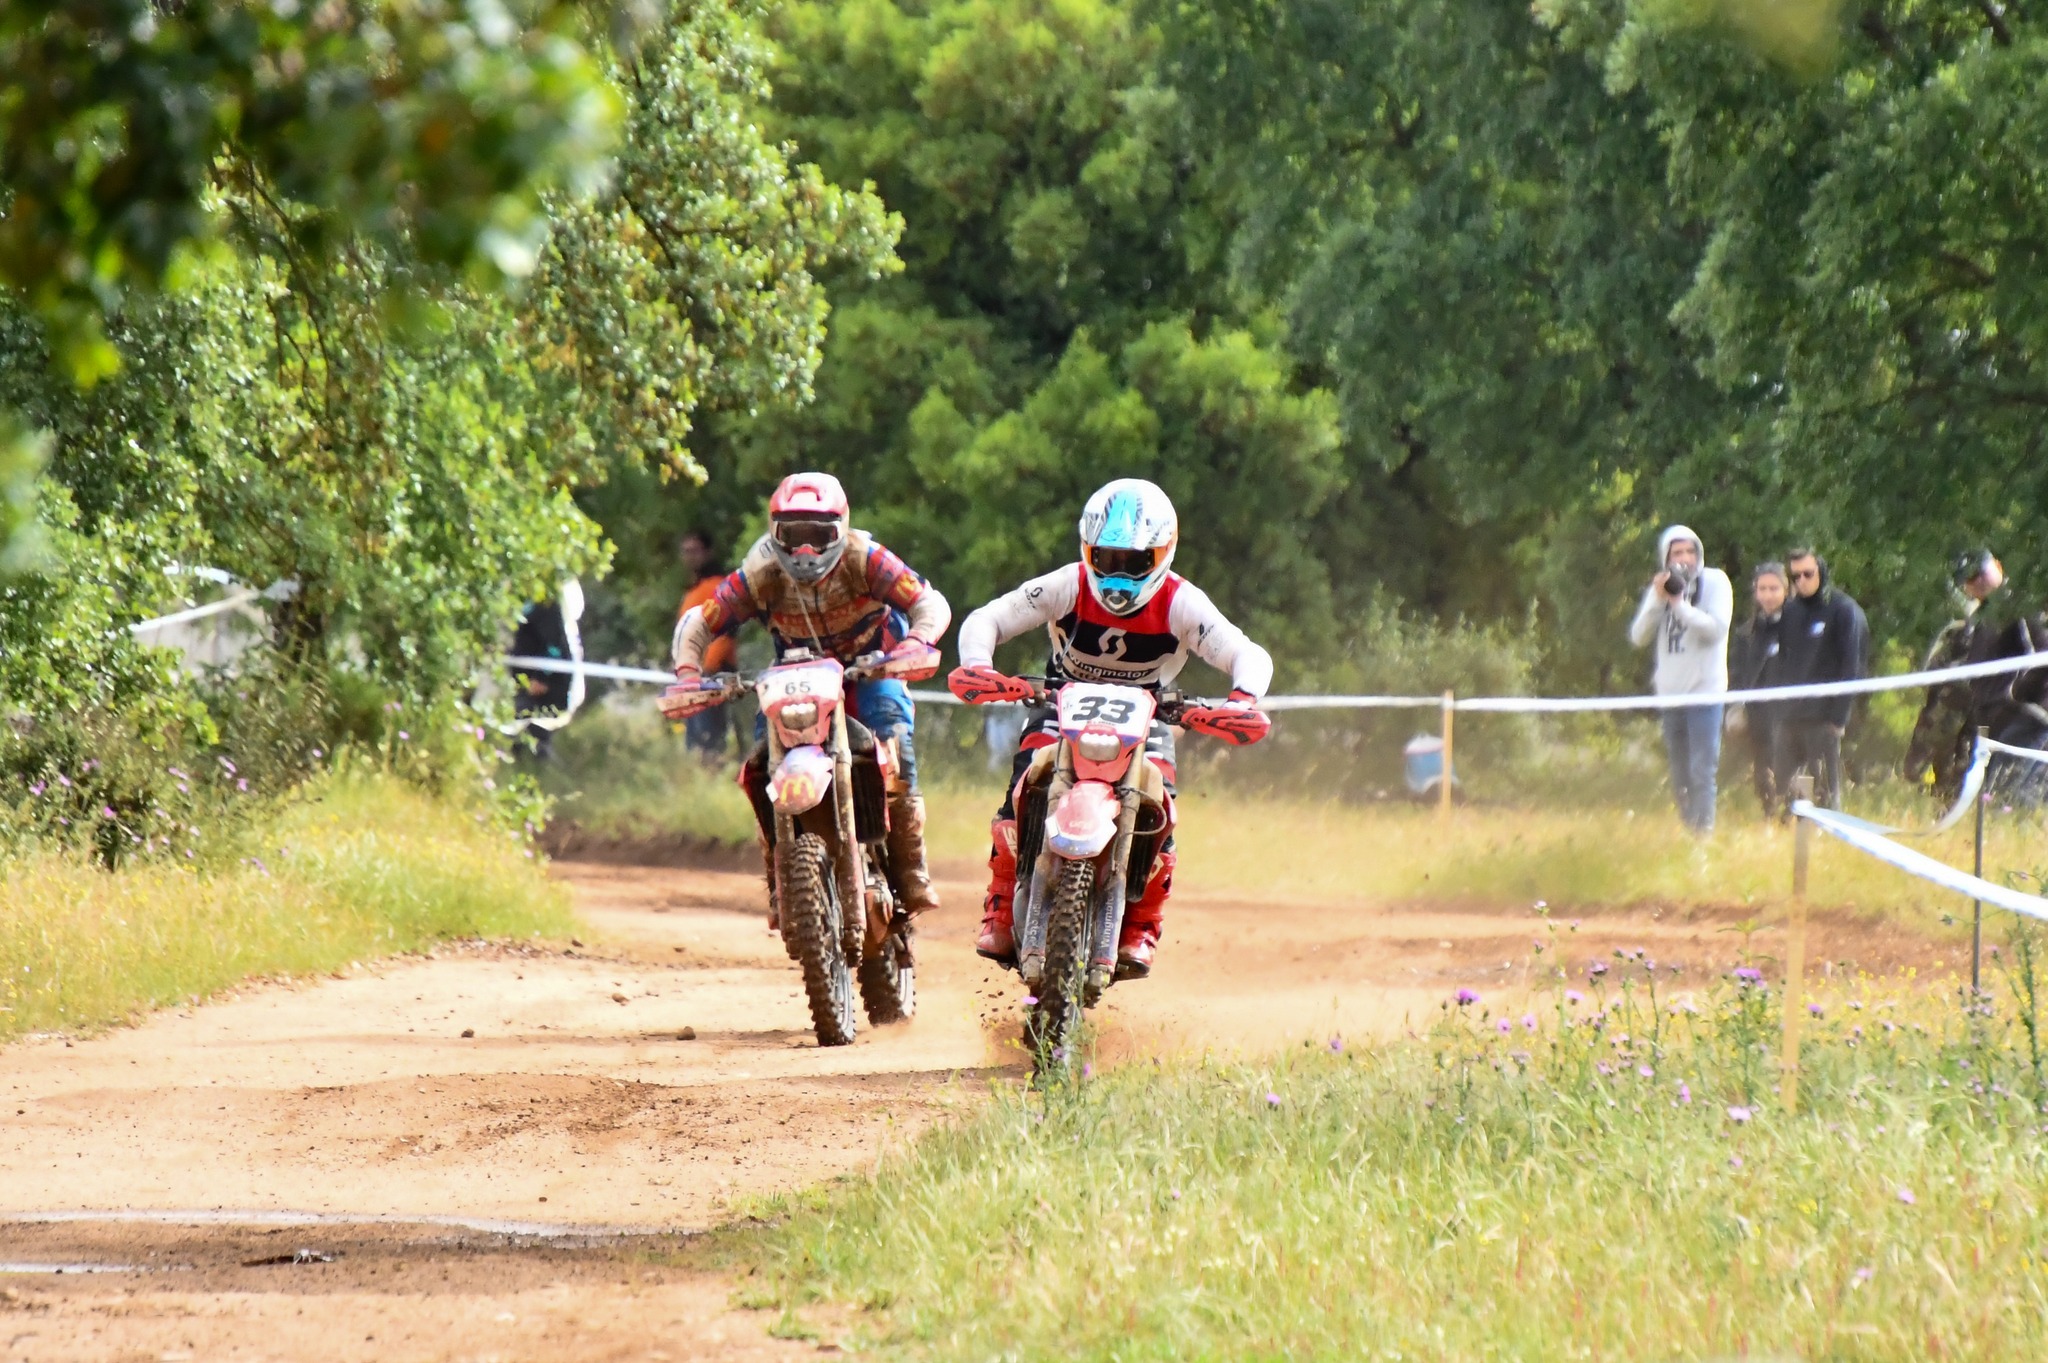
[{"left": 0, "top": 772, "right": 573, "bottom": 1038}]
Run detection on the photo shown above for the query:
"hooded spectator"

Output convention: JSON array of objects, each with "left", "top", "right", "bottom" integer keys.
[
  {"left": 1730, "top": 561, "right": 1790, "bottom": 814},
  {"left": 1774, "top": 548, "right": 1868, "bottom": 809},
  {"left": 1629, "top": 525, "right": 1733, "bottom": 833}
]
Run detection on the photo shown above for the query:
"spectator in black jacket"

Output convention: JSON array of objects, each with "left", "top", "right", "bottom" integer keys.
[
  {"left": 1773, "top": 549, "right": 1869, "bottom": 809},
  {"left": 1729, "top": 562, "right": 1789, "bottom": 814}
]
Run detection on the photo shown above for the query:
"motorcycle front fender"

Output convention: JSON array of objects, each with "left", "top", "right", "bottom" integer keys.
[
  {"left": 767, "top": 744, "right": 835, "bottom": 816},
  {"left": 1046, "top": 780, "right": 1120, "bottom": 860}
]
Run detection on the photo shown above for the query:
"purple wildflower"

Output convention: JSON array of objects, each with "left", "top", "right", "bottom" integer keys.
[
  {"left": 1727, "top": 1105, "right": 1753, "bottom": 1124},
  {"left": 1728, "top": 1155, "right": 1743, "bottom": 1170},
  {"left": 236, "top": 779, "right": 248, "bottom": 792},
  {"left": 99, "top": 806, "right": 115, "bottom": 819},
  {"left": 1455, "top": 988, "right": 1480, "bottom": 1006},
  {"left": 1022, "top": 995, "right": 1039, "bottom": 1006},
  {"left": 1677, "top": 1081, "right": 1692, "bottom": 1104},
  {"left": 1734, "top": 967, "right": 1763, "bottom": 983},
  {"left": 28, "top": 781, "right": 44, "bottom": 797},
  {"left": 1328, "top": 1035, "right": 1344, "bottom": 1054},
  {"left": 1497, "top": 1018, "right": 1512, "bottom": 1034},
  {"left": 1521, "top": 1014, "right": 1537, "bottom": 1033},
  {"left": 166, "top": 767, "right": 188, "bottom": 780},
  {"left": 1809, "top": 1002, "right": 1823, "bottom": 1017},
  {"left": 57, "top": 774, "right": 71, "bottom": 787},
  {"left": 1265, "top": 1092, "right": 1281, "bottom": 1107},
  {"left": 396, "top": 731, "right": 410, "bottom": 742},
  {"left": 1638, "top": 1065, "right": 1654, "bottom": 1078},
  {"left": 1854, "top": 1267, "right": 1874, "bottom": 1285},
  {"left": 1565, "top": 989, "right": 1585, "bottom": 1006},
  {"left": 1589, "top": 962, "right": 1609, "bottom": 978},
  {"left": 1897, "top": 1188, "right": 1916, "bottom": 1206}
]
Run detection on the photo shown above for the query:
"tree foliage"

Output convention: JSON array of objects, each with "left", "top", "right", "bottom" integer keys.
[{"left": 0, "top": 0, "right": 895, "bottom": 756}]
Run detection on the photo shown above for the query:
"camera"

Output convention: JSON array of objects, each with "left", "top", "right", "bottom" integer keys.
[{"left": 1662, "top": 563, "right": 1694, "bottom": 599}]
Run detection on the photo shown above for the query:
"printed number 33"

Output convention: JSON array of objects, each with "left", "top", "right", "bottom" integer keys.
[{"left": 1071, "top": 694, "right": 1136, "bottom": 723}]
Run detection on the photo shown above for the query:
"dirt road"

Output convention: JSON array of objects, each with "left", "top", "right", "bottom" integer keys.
[{"left": 0, "top": 855, "right": 1951, "bottom": 1360}]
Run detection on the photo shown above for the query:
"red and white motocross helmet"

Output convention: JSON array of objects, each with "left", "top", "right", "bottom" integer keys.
[{"left": 767, "top": 472, "right": 850, "bottom": 585}]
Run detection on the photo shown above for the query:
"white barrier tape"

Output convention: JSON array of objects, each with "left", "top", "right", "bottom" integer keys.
[
  {"left": 503, "top": 647, "right": 2048, "bottom": 714},
  {"left": 1791, "top": 799, "right": 2048, "bottom": 923},
  {"left": 128, "top": 578, "right": 299, "bottom": 636},
  {"left": 128, "top": 589, "right": 261, "bottom": 634},
  {"left": 1982, "top": 735, "right": 2048, "bottom": 765},
  {"left": 506, "top": 655, "right": 672, "bottom": 685}
]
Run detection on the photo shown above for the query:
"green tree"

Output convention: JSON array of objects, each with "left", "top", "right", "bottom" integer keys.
[{"left": 0, "top": 0, "right": 896, "bottom": 748}]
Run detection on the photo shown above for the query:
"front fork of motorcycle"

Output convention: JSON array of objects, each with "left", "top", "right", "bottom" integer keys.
[{"left": 1016, "top": 744, "right": 1141, "bottom": 996}]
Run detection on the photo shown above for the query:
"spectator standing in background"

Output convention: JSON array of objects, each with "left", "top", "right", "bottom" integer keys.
[
  {"left": 1774, "top": 548, "right": 1869, "bottom": 809},
  {"left": 1629, "top": 525, "right": 1733, "bottom": 834},
  {"left": 508, "top": 579, "right": 586, "bottom": 761},
  {"left": 1905, "top": 549, "right": 2008, "bottom": 800},
  {"left": 676, "top": 530, "right": 737, "bottom": 759},
  {"left": 1729, "top": 562, "right": 1789, "bottom": 815}
]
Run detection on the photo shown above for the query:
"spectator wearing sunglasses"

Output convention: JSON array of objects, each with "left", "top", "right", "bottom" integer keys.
[{"left": 1773, "top": 548, "right": 1869, "bottom": 809}]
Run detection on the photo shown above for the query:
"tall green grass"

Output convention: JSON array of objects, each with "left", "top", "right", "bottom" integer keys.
[
  {"left": 0, "top": 774, "right": 573, "bottom": 1038},
  {"left": 747, "top": 944, "right": 2048, "bottom": 1359},
  {"left": 536, "top": 700, "right": 758, "bottom": 847}
]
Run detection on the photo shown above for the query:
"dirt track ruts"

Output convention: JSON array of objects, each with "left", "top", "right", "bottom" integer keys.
[{"left": 0, "top": 853, "right": 1957, "bottom": 1360}]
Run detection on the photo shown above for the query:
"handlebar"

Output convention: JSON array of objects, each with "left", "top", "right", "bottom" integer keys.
[{"left": 969, "top": 675, "right": 1229, "bottom": 721}]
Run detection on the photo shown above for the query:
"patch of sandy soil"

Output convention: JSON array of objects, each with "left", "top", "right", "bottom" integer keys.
[{"left": 0, "top": 851, "right": 1962, "bottom": 1361}]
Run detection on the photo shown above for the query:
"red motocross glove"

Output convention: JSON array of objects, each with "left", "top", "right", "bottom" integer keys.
[
  {"left": 657, "top": 669, "right": 723, "bottom": 721},
  {"left": 1181, "top": 690, "right": 1271, "bottom": 746},
  {"left": 948, "top": 665, "right": 1034, "bottom": 705},
  {"left": 878, "top": 637, "right": 942, "bottom": 682}
]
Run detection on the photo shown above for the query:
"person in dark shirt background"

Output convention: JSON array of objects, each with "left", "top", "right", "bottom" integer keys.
[
  {"left": 1773, "top": 548, "right": 1868, "bottom": 809},
  {"left": 1729, "top": 561, "right": 1789, "bottom": 814}
]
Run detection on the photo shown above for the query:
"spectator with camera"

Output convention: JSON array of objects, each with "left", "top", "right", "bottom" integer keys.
[
  {"left": 1905, "top": 549, "right": 2008, "bottom": 799},
  {"left": 1774, "top": 548, "right": 1869, "bottom": 809},
  {"left": 1629, "top": 525, "right": 1734, "bottom": 833}
]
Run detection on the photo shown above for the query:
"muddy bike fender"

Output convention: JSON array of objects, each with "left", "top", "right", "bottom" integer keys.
[
  {"left": 767, "top": 744, "right": 835, "bottom": 816},
  {"left": 1046, "top": 780, "right": 1120, "bottom": 859}
]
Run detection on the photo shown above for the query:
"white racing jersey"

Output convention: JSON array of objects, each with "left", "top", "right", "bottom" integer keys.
[{"left": 957, "top": 564, "right": 1273, "bottom": 698}]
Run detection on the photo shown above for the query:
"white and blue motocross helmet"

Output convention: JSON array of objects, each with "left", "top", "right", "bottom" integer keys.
[{"left": 1079, "top": 478, "right": 1178, "bottom": 616}]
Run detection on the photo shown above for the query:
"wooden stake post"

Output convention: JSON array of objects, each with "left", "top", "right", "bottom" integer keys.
[
  {"left": 1440, "top": 690, "right": 1455, "bottom": 819},
  {"left": 1782, "top": 773, "right": 1815, "bottom": 1115},
  {"left": 1972, "top": 728, "right": 1988, "bottom": 996}
]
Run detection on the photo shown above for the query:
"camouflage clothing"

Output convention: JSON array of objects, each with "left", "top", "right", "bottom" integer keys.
[
  {"left": 1904, "top": 613, "right": 1983, "bottom": 800},
  {"left": 671, "top": 528, "right": 948, "bottom": 670}
]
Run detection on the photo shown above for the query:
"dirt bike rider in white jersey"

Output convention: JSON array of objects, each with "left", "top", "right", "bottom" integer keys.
[{"left": 947, "top": 478, "right": 1273, "bottom": 978}]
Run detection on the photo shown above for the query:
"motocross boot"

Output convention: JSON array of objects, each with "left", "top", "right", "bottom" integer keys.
[
  {"left": 975, "top": 818, "right": 1019, "bottom": 965},
  {"left": 885, "top": 790, "right": 941, "bottom": 916},
  {"left": 1115, "top": 847, "right": 1175, "bottom": 980}
]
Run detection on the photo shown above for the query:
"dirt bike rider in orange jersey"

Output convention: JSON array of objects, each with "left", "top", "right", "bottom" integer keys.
[
  {"left": 660, "top": 473, "right": 950, "bottom": 924},
  {"left": 947, "top": 478, "right": 1272, "bottom": 978}
]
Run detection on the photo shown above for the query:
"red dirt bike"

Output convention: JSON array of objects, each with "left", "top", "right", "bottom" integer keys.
[
  {"left": 968, "top": 678, "right": 1259, "bottom": 1074},
  {"left": 665, "top": 650, "right": 918, "bottom": 1046}
]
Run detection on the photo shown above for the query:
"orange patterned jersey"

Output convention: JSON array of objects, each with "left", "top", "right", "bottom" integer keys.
[{"left": 685, "top": 529, "right": 947, "bottom": 666}]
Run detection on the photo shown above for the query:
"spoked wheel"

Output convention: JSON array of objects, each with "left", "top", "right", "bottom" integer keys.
[
  {"left": 1025, "top": 858, "right": 1094, "bottom": 1079},
  {"left": 858, "top": 927, "right": 917, "bottom": 1026},
  {"left": 779, "top": 832, "right": 858, "bottom": 1046}
]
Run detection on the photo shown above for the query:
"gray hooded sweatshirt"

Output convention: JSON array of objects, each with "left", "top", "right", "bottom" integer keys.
[{"left": 1628, "top": 525, "right": 1734, "bottom": 696}]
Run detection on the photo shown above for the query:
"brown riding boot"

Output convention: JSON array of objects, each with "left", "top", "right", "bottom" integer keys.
[{"left": 886, "top": 790, "right": 941, "bottom": 916}]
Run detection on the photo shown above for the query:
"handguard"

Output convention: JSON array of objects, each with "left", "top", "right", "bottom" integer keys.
[
  {"left": 877, "top": 637, "right": 942, "bottom": 682},
  {"left": 657, "top": 671, "right": 726, "bottom": 720},
  {"left": 1181, "top": 693, "right": 1271, "bottom": 746},
  {"left": 948, "top": 665, "right": 1035, "bottom": 705}
]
